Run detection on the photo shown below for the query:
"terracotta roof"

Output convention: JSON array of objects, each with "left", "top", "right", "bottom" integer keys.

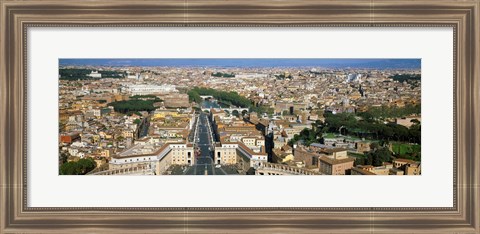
[
  {"left": 281, "top": 145, "right": 292, "bottom": 151},
  {"left": 319, "top": 156, "right": 355, "bottom": 165},
  {"left": 351, "top": 167, "right": 376, "bottom": 175},
  {"left": 237, "top": 141, "right": 267, "bottom": 156},
  {"left": 393, "top": 158, "right": 416, "bottom": 163}
]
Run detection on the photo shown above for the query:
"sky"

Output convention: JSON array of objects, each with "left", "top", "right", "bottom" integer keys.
[{"left": 59, "top": 58, "right": 421, "bottom": 69}]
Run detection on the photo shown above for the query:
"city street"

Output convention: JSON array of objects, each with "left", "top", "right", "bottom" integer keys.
[{"left": 184, "top": 112, "right": 225, "bottom": 175}]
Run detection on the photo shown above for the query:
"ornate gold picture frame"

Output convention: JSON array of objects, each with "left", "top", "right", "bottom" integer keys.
[{"left": 1, "top": 0, "right": 478, "bottom": 233}]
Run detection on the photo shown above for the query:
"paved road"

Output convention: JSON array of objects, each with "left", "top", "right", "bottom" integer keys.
[{"left": 184, "top": 112, "right": 225, "bottom": 175}]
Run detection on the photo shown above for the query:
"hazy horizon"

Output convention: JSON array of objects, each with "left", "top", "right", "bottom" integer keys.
[{"left": 59, "top": 58, "right": 421, "bottom": 69}]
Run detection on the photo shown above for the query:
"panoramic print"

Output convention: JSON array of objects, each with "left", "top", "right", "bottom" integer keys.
[{"left": 58, "top": 59, "right": 421, "bottom": 175}]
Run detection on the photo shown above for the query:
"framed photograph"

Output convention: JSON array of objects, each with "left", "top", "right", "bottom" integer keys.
[{"left": 1, "top": 0, "right": 479, "bottom": 233}]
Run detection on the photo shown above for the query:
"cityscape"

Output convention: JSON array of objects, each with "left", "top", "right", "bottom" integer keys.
[{"left": 58, "top": 59, "right": 421, "bottom": 176}]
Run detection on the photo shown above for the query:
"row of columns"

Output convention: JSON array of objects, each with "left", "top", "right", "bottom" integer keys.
[
  {"left": 257, "top": 163, "right": 318, "bottom": 175},
  {"left": 93, "top": 164, "right": 153, "bottom": 175}
]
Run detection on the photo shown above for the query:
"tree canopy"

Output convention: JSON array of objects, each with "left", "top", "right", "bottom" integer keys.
[
  {"left": 355, "top": 144, "right": 393, "bottom": 167},
  {"left": 187, "top": 89, "right": 202, "bottom": 103},
  {"left": 357, "top": 104, "right": 421, "bottom": 120},
  {"left": 288, "top": 121, "right": 324, "bottom": 146},
  {"left": 288, "top": 106, "right": 421, "bottom": 158},
  {"left": 323, "top": 106, "right": 421, "bottom": 144},
  {"left": 59, "top": 157, "right": 97, "bottom": 175},
  {"left": 211, "top": 72, "right": 235, "bottom": 78},
  {"left": 187, "top": 87, "right": 252, "bottom": 108},
  {"left": 107, "top": 96, "right": 161, "bottom": 114},
  {"left": 389, "top": 73, "right": 421, "bottom": 83}
]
